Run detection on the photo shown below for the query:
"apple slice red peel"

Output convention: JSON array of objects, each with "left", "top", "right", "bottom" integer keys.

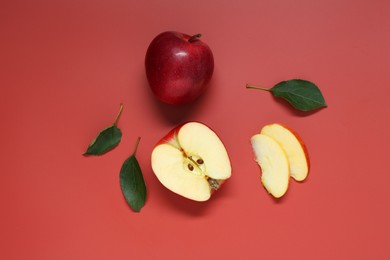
[
  {"left": 251, "top": 123, "right": 310, "bottom": 198},
  {"left": 261, "top": 124, "right": 309, "bottom": 182}
]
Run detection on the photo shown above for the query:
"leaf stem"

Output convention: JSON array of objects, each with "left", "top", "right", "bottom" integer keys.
[
  {"left": 245, "top": 84, "right": 271, "bottom": 91},
  {"left": 114, "top": 103, "right": 123, "bottom": 126},
  {"left": 133, "top": 137, "right": 141, "bottom": 156}
]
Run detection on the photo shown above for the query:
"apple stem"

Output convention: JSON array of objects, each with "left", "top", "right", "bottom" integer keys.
[
  {"left": 114, "top": 103, "right": 124, "bottom": 126},
  {"left": 207, "top": 177, "right": 220, "bottom": 190},
  {"left": 188, "top": 33, "right": 202, "bottom": 42},
  {"left": 133, "top": 137, "right": 141, "bottom": 156},
  {"left": 246, "top": 84, "right": 271, "bottom": 91}
]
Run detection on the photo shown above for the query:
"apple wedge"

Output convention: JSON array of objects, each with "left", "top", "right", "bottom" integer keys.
[
  {"left": 261, "top": 124, "right": 309, "bottom": 181},
  {"left": 151, "top": 122, "right": 231, "bottom": 201},
  {"left": 251, "top": 134, "right": 289, "bottom": 198}
]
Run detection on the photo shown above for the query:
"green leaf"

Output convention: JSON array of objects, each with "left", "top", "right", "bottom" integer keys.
[
  {"left": 84, "top": 126, "right": 122, "bottom": 155},
  {"left": 83, "top": 104, "right": 123, "bottom": 156},
  {"left": 246, "top": 79, "right": 327, "bottom": 111},
  {"left": 120, "top": 137, "right": 146, "bottom": 212},
  {"left": 270, "top": 79, "right": 327, "bottom": 111}
]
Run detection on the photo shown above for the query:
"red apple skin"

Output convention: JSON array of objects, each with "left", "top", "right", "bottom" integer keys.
[
  {"left": 153, "top": 122, "right": 229, "bottom": 194},
  {"left": 145, "top": 31, "right": 214, "bottom": 105},
  {"left": 156, "top": 123, "right": 184, "bottom": 146}
]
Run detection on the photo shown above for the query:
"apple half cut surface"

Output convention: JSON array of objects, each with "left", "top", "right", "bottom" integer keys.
[
  {"left": 251, "top": 134, "right": 290, "bottom": 198},
  {"left": 261, "top": 124, "right": 309, "bottom": 182},
  {"left": 151, "top": 122, "right": 231, "bottom": 201}
]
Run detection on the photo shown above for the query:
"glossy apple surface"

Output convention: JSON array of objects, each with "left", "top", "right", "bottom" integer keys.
[
  {"left": 145, "top": 31, "right": 214, "bottom": 105},
  {"left": 151, "top": 122, "right": 231, "bottom": 201}
]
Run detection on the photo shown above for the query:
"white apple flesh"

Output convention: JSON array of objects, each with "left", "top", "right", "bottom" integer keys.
[
  {"left": 251, "top": 134, "right": 290, "bottom": 198},
  {"left": 151, "top": 122, "right": 231, "bottom": 201},
  {"left": 261, "top": 124, "right": 309, "bottom": 181}
]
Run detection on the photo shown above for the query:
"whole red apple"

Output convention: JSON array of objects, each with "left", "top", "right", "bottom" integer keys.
[{"left": 145, "top": 31, "right": 214, "bottom": 105}]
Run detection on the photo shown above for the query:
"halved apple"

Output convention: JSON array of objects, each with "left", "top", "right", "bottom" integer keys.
[
  {"left": 151, "top": 122, "right": 232, "bottom": 201},
  {"left": 261, "top": 124, "right": 309, "bottom": 181},
  {"left": 251, "top": 134, "right": 289, "bottom": 198}
]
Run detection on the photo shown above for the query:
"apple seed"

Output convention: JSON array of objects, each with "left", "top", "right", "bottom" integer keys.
[{"left": 196, "top": 159, "right": 204, "bottom": 164}]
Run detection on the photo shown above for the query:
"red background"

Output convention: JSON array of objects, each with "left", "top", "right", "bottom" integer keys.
[{"left": 1, "top": 0, "right": 389, "bottom": 259}]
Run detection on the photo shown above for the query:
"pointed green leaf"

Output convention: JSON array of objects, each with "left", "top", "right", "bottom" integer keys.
[
  {"left": 270, "top": 79, "right": 327, "bottom": 111},
  {"left": 83, "top": 104, "right": 123, "bottom": 156},
  {"left": 84, "top": 125, "right": 122, "bottom": 155},
  {"left": 120, "top": 138, "right": 146, "bottom": 212}
]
